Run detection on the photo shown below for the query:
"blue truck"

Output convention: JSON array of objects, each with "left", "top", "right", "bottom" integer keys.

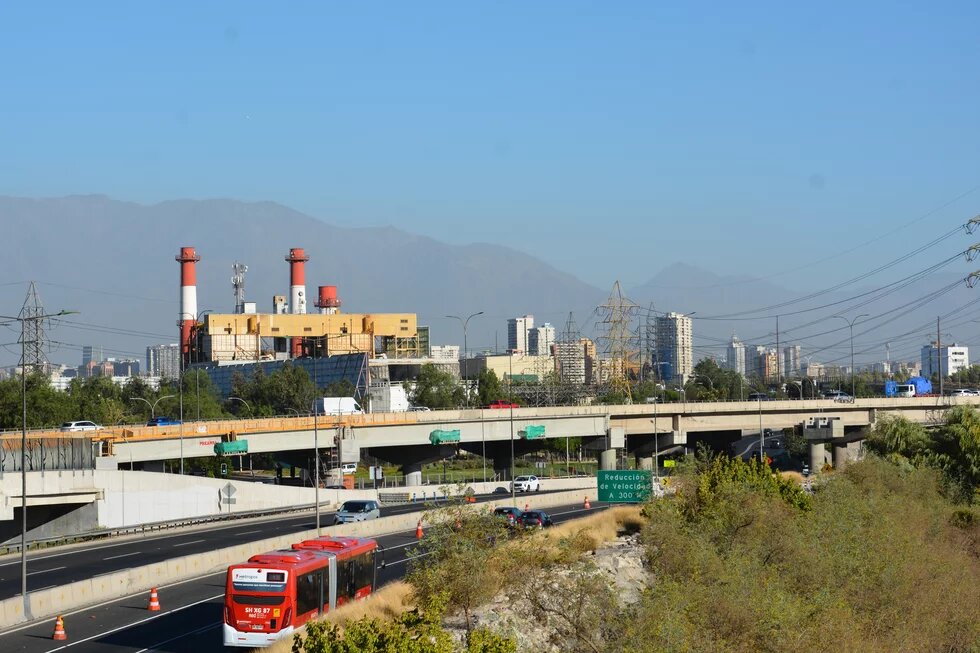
[{"left": 885, "top": 376, "right": 932, "bottom": 397}]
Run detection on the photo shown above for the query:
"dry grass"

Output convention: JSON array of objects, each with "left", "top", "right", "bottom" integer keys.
[
  {"left": 779, "top": 470, "right": 805, "bottom": 484},
  {"left": 263, "top": 506, "right": 647, "bottom": 652},
  {"left": 263, "top": 581, "right": 414, "bottom": 653}
]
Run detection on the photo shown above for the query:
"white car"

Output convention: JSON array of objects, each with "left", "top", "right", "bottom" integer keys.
[
  {"left": 511, "top": 475, "right": 540, "bottom": 492},
  {"left": 59, "top": 421, "right": 103, "bottom": 432},
  {"left": 949, "top": 389, "right": 977, "bottom": 397},
  {"left": 333, "top": 500, "right": 380, "bottom": 524}
]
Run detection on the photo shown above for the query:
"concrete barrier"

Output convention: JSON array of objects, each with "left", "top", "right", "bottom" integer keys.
[{"left": 0, "top": 485, "right": 596, "bottom": 629}]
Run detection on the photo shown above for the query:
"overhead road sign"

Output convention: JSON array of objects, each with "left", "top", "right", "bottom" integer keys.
[
  {"left": 429, "top": 429, "right": 460, "bottom": 445},
  {"left": 519, "top": 425, "right": 545, "bottom": 440},
  {"left": 214, "top": 440, "right": 248, "bottom": 455}
]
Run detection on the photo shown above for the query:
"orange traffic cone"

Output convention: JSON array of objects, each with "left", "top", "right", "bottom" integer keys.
[
  {"left": 583, "top": 496, "right": 591, "bottom": 510},
  {"left": 52, "top": 615, "right": 67, "bottom": 641},
  {"left": 415, "top": 519, "right": 424, "bottom": 539},
  {"left": 147, "top": 587, "right": 161, "bottom": 611}
]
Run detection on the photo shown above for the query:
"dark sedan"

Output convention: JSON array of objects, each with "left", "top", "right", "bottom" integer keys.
[{"left": 517, "top": 510, "right": 553, "bottom": 529}]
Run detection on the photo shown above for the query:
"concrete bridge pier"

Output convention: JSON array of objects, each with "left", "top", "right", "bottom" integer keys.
[
  {"left": 636, "top": 456, "right": 654, "bottom": 471},
  {"left": 599, "top": 449, "right": 617, "bottom": 470},
  {"left": 832, "top": 441, "right": 861, "bottom": 470},
  {"left": 808, "top": 443, "right": 825, "bottom": 473}
]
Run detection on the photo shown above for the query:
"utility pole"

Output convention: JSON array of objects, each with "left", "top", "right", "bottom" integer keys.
[
  {"left": 937, "top": 316, "right": 943, "bottom": 399},
  {"left": 0, "top": 285, "right": 75, "bottom": 618}
]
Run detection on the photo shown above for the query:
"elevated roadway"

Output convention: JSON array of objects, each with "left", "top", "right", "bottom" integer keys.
[{"left": 4, "top": 396, "right": 972, "bottom": 481}]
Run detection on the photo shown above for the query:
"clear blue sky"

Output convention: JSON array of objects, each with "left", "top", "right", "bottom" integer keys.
[{"left": 2, "top": 1, "right": 978, "bottom": 290}]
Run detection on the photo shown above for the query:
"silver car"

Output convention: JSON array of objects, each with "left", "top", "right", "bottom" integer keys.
[
  {"left": 333, "top": 500, "right": 380, "bottom": 525},
  {"left": 59, "top": 420, "right": 103, "bottom": 432}
]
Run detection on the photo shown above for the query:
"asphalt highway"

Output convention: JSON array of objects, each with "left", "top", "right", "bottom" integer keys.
[
  {"left": 0, "top": 490, "right": 565, "bottom": 600},
  {"left": 0, "top": 500, "right": 608, "bottom": 652}
]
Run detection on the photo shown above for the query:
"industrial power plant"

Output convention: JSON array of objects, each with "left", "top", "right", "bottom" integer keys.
[{"left": 176, "top": 246, "right": 428, "bottom": 368}]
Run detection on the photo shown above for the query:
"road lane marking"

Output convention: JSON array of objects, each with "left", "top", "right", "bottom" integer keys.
[
  {"left": 172, "top": 539, "right": 206, "bottom": 547},
  {"left": 27, "top": 566, "right": 66, "bottom": 576},
  {"left": 135, "top": 622, "right": 221, "bottom": 652},
  {"left": 42, "top": 592, "right": 225, "bottom": 652},
  {"left": 237, "top": 529, "right": 262, "bottom": 535},
  {"left": 104, "top": 551, "right": 141, "bottom": 560},
  {"left": 0, "top": 571, "right": 226, "bottom": 638}
]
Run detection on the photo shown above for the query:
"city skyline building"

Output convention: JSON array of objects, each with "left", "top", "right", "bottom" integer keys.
[
  {"left": 528, "top": 323, "right": 555, "bottom": 356},
  {"left": 920, "top": 342, "right": 969, "bottom": 377},
  {"left": 654, "top": 312, "right": 693, "bottom": 384},
  {"left": 507, "top": 314, "right": 534, "bottom": 354},
  {"left": 782, "top": 344, "right": 801, "bottom": 378},
  {"left": 146, "top": 343, "right": 181, "bottom": 380},
  {"left": 726, "top": 335, "right": 746, "bottom": 376}
]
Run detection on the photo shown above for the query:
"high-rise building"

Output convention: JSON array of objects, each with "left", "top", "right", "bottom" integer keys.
[
  {"left": 81, "top": 345, "right": 95, "bottom": 368},
  {"left": 554, "top": 340, "right": 586, "bottom": 384},
  {"left": 113, "top": 359, "right": 141, "bottom": 376},
  {"left": 744, "top": 345, "right": 766, "bottom": 378},
  {"left": 146, "top": 343, "right": 181, "bottom": 380},
  {"left": 762, "top": 349, "right": 780, "bottom": 381},
  {"left": 507, "top": 315, "right": 534, "bottom": 354},
  {"left": 782, "top": 345, "right": 801, "bottom": 378},
  {"left": 726, "top": 335, "right": 746, "bottom": 376},
  {"left": 920, "top": 342, "right": 969, "bottom": 377},
  {"left": 528, "top": 323, "right": 555, "bottom": 356},
  {"left": 654, "top": 312, "right": 693, "bottom": 384}
]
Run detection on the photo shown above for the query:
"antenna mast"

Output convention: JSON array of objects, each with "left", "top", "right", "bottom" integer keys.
[{"left": 232, "top": 262, "right": 248, "bottom": 313}]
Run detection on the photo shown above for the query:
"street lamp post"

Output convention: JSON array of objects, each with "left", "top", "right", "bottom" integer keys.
[
  {"left": 312, "top": 339, "right": 320, "bottom": 536},
  {"left": 834, "top": 314, "right": 869, "bottom": 398},
  {"left": 446, "top": 312, "right": 484, "bottom": 406},
  {"left": 0, "top": 307, "right": 75, "bottom": 616},
  {"left": 129, "top": 394, "right": 176, "bottom": 419},
  {"left": 758, "top": 396, "right": 765, "bottom": 465},
  {"left": 227, "top": 396, "right": 252, "bottom": 416}
]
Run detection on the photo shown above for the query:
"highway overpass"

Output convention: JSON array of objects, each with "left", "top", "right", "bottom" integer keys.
[{"left": 4, "top": 396, "right": 971, "bottom": 484}]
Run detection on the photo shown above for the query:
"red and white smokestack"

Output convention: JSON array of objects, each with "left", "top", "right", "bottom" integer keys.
[
  {"left": 285, "top": 248, "right": 310, "bottom": 314},
  {"left": 176, "top": 246, "right": 201, "bottom": 360},
  {"left": 286, "top": 248, "right": 310, "bottom": 358},
  {"left": 316, "top": 285, "right": 341, "bottom": 315}
]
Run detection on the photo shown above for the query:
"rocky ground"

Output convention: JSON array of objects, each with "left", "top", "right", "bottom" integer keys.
[{"left": 444, "top": 533, "right": 649, "bottom": 652}]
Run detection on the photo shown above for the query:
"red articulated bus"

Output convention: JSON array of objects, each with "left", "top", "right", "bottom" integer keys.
[{"left": 223, "top": 536, "right": 377, "bottom": 648}]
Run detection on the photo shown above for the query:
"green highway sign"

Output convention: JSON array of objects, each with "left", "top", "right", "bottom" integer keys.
[
  {"left": 597, "top": 470, "right": 653, "bottom": 503},
  {"left": 214, "top": 440, "right": 248, "bottom": 455},
  {"left": 519, "top": 424, "right": 545, "bottom": 440},
  {"left": 429, "top": 429, "right": 461, "bottom": 445}
]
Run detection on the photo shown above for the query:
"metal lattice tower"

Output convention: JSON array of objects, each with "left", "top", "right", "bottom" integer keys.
[
  {"left": 595, "top": 281, "right": 639, "bottom": 401},
  {"left": 232, "top": 262, "right": 248, "bottom": 313},
  {"left": 18, "top": 282, "right": 49, "bottom": 372}
]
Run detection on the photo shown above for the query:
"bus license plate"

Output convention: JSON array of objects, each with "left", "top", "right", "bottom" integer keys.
[{"left": 251, "top": 624, "right": 264, "bottom": 630}]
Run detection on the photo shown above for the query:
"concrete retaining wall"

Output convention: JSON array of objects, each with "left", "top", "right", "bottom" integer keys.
[{"left": 0, "top": 485, "right": 596, "bottom": 629}]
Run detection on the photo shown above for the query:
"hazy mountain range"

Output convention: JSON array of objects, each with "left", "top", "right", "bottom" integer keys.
[{"left": 1, "top": 195, "right": 974, "bottom": 370}]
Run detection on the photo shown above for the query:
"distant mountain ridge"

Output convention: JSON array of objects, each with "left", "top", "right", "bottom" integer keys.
[{"left": 0, "top": 195, "right": 971, "bottom": 369}]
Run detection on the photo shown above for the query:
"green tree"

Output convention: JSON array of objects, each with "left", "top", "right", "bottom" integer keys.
[
  {"left": 407, "top": 498, "right": 511, "bottom": 633},
  {"left": 475, "top": 368, "right": 503, "bottom": 407},
  {"left": 230, "top": 363, "right": 317, "bottom": 416},
  {"left": 411, "top": 364, "right": 464, "bottom": 409}
]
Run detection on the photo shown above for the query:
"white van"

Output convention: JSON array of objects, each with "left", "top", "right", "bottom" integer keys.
[{"left": 313, "top": 397, "right": 363, "bottom": 415}]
